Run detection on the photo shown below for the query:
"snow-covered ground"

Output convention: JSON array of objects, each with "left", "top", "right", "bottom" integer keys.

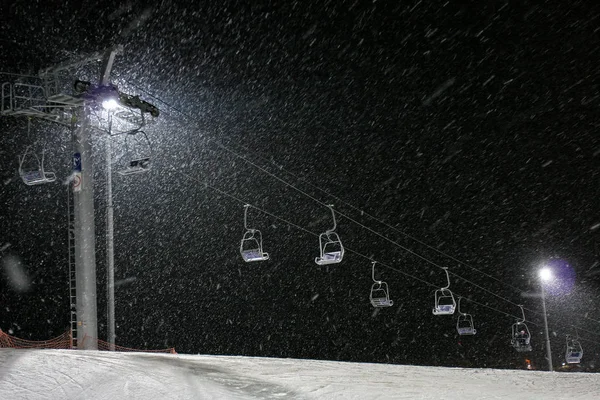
[{"left": 0, "top": 349, "right": 598, "bottom": 399}]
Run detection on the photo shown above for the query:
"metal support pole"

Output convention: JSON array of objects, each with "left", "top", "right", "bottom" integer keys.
[
  {"left": 540, "top": 282, "right": 553, "bottom": 371},
  {"left": 101, "top": 48, "right": 120, "bottom": 351},
  {"left": 100, "top": 48, "right": 120, "bottom": 86},
  {"left": 106, "top": 132, "right": 115, "bottom": 351},
  {"left": 74, "top": 105, "right": 98, "bottom": 350}
]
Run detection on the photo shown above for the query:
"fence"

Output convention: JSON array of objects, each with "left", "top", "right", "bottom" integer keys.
[{"left": 0, "top": 329, "right": 176, "bottom": 354}]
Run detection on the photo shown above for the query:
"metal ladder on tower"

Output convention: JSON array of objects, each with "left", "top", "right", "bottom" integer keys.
[{"left": 67, "top": 185, "right": 77, "bottom": 348}]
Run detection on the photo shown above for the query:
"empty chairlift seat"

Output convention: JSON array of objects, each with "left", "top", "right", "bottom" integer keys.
[
  {"left": 240, "top": 230, "right": 269, "bottom": 262},
  {"left": 370, "top": 281, "right": 393, "bottom": 307},
  {"left": 566, "top": 349, "right": 583, "bottom": 364},
  {"left": 456, "top": 297, "right": 476, "bottom": 335},
  {"left": 456, "top": 314, "right": 476, "bottom": 335},
  {"left": 433, "top": 289, "right": 456, "bottom": 315},
  {"left": 18, "top": 146, "right": 56, "bottom": 186},
  {"left": 240, "top": 205, "right": 269, "bottom": 262},
  {"left": 432, "top": 267, "right": 456, "bottom": 315},
  {"left": 565, "top": 335, "right": 583, "bottom": 364},
  {"left": 315, "top": 231, "right": 344, "bottom": 265},
  {"left": 369, "top": 261, "right": 393, "bottom": 307},
  {"left": 115, "top": 131, "right": 152, "bottom": 176},
  {"left": 117, "top": 157, "right": 151, "bottom": 176},
  {"left": 315, "top": 205, "right": 344, "bottom": 266}
]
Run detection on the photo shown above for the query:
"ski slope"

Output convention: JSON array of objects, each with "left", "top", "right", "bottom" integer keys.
[{"left": 0, "top": 349, "right": 597, "bottom": 399}]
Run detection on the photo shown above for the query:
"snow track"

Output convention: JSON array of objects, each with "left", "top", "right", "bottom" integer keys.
[{"left": 1, "top": 349, "right": 598, "bottom": 399}]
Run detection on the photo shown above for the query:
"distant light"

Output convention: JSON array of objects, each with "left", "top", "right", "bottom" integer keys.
[
  {"left": 102, "top": 98, "right": 119, "bottom": 110},
  {"left": 539, "top": 268, "right": 553, "bottom": 281}
]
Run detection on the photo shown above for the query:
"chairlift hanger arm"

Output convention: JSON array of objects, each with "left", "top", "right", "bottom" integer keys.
[
  {"left": 518, "top": 305, "right": 526, "bottom": 323},
  {"left": 371, "top": 261, "right": 379, "bottom": 283},
  {"left": 326, "top": 204, "right": 337, "bottom": 232},
  {"left": 37, "top": 47, "right": 118, "bottom": 78},
  {"left": 100, "top": 47, "right": 121, "bottom": 86},
  {"left": 457, "top": 296, "right": 465, "bottom": 315},
  {"left": 440, "top": 267, "right": 451, "bottom": 290},
  {"left": 38, "top": 45, "right": 124, "bottom": 77},
  {"left": 243, "top": 204, "right": 253, "bottom": 231}
]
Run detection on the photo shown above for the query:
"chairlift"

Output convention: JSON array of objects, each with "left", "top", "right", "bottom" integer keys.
[
  {"left": 17, "top": 119, "right": 56, "bottom": 185},
  {"left": 456, "top": 297, "right": 476, "bottom": 335},
  {"left": 511, "top": 305, "right": 532, "bottom": 352},
  {"left": 116, "top": 130, "right": 152, "bottom": 176},
  {"left": 315, "top": 204, "right": 344, "bottom": 265},
  {"left": 240, "top": 204, "right": 269, "bottom": 262},
  {"left": 565, "top": 334, "right": 583, "bottom": 364},
  {"left": 432, "top": 267, "right": 456, "bottom": 315},
  {"left": 370, "top": 261, "right": 393, "bottom": 307},
  {"left": 18, "top": 145, "right": 56, "bottom": 186}
]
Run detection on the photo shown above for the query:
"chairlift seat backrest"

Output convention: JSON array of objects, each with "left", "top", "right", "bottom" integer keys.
[
  {"left": 19, "top": 148, "right": 56, "bottom": 186},
  {"left": 457, "top": 314, "right": 476, "bottom": 335},
  {"left": 370, "top": 282, "right": 393, "bottom": 308},
  {"left": 315, "top": 231, "right": 344, "bottom": 265},
  {"left": 130, "top": 158, "right": 150, "bottom": 169},
  {"left": 117, "top": 157, "right": 151, "bottom": 176},
  {"left": 565, "top": 338, "right": 583, "bottom": 364},
  {"left": 240, "top": 229, "right": 269, "bottom": 262},
  {"left": 566, "top": 353, "right": 582, "bottom": 364},
  {"left": 432, "top": 288, "right": 456, "bottom": 315}
]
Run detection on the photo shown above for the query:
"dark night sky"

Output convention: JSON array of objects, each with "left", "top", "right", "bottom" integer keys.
[{"left": 1, "top": 0, "right": 599, "bottom": 371}]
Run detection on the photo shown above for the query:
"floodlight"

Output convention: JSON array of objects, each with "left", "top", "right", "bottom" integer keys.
[
  {"left": 539, "top": 267, "right": 553, "bottom": 282},
  {"left": 102, "top": 98, "right": 119, "bottom": 110}
]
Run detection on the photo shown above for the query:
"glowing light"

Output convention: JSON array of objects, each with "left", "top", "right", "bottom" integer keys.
[
  {"left": 102, "top": 98, "right": 119, "bottom": 110},
  {"left": 539, "top": 268, "right": 553, "bottom": 282}
]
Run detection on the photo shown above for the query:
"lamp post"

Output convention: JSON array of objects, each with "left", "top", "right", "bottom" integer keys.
[{"left": 539, "top": 267, "right": 553, "bottom": 372}]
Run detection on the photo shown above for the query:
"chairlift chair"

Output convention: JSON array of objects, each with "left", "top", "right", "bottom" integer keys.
[
  {"left": 456, "top": 297, "right": 476, "bottom": 335},
  {"left": 511, "top": 306, "right": 532, "bottom": 352},
  {"left": 565, "top": 335, "right": 583, "bottom": 364},
  {"left": 116, "top": 130, "right": 152, "bottom": 176},
  {"left": 457, "top": 314, "right": 476, "bottom": 335},
  {"left": 370, "top": 261, "right": 393, "bottom": 307},
  {"left": 315, "top": 205, "right": 344, "bottom": 265},
  {"left": 511, "top": 322, "right": 532, "bottom": 352},
  {"left": 18, "top": 146, "right": 56, "bottom": 186},
  {"left": 118, "top": 157, "right": 150, "bottom": 176},
  {"left": 240, "top": 205, "right": 269, "bottom": 262},
  {"left": 432, "top": 267, "right": 456, "bottom": 315}
]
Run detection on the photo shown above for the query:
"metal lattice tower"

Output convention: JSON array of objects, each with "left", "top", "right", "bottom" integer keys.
[
  {"left": 67, "top": 185, "right": 77, "bottom": 348},
  {"left": 1, "top": 47, "right": 158, "bottom": 350}
]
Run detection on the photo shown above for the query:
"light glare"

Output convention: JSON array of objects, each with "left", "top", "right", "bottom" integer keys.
[
  {"left": 102, "top": 98, "right": 119, "bottom": 110},
  {"left": 539, "top": 268, "right": 553, "bottom": 281}
]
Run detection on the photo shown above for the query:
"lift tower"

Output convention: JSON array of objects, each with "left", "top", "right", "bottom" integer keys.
[{"left": 1, "top": 47, "right": 158, "bottom": 350}]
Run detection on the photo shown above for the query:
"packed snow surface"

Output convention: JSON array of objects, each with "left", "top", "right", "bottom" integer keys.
[{"left": 1, "top": 349, "right": 598, "bottom": 399}]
